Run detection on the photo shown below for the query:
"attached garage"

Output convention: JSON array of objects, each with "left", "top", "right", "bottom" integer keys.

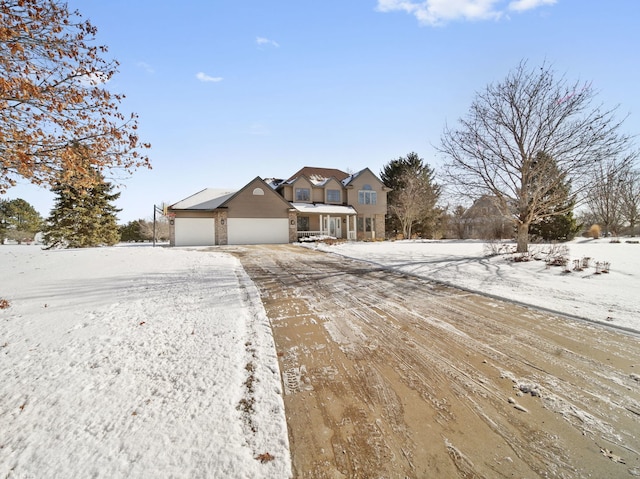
[
  {"left": 227, "top": 218, "right": 289, "bottom": 245},
  {"left": 168, "top": 177, "right": 294, "bottom": 246},
  {"left": 174, "top": 218, "right": 215, "bottom": 246}
]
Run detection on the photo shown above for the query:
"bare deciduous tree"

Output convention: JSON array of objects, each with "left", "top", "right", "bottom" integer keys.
[
  {"left": 620, "top": 169, "right": 640, "bottom": 236},
  {"left": 439, "top": 60, "right": 638, "bottom": 252},
  {"left": 448, "top": 205, "right": 470, "bottom": 239},
  {"left": 586, "top": 159, "right": 626, "bottom": 237},
  {"left": 0, "top": 0, "right": 151, "bottom": 193},
  {"left": 388, "top": 168, "right": 440, "bottom": 239}
]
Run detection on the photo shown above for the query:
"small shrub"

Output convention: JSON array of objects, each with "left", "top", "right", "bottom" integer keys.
[
  {"left": 546, "top": 255, "right": 568, "bottom": 267},
  {"left": 0, "top": 299, "right": 9, "bottom": 309},
  {"left": 511, "top": 253, "right": 531, "bottom": 262},
  {"left": 484, "top": 241, "right": 515, "bottom": 257},
  {"left": 588, "top": 224, "right": 601, "bottom": 239}
]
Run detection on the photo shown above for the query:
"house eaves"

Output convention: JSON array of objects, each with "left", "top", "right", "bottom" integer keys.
[{"left": 170, "top": 188, "right": 236, "bottom": 210}]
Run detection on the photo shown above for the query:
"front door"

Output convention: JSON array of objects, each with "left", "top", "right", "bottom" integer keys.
[{"left": 327, "top": 217, "right": 342, "bottom": 238}]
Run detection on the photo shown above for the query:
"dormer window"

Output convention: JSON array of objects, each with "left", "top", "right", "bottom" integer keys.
[
  {"left": 295, "top": 187, "right": 311, "bottom": 202},
  {"left": 327, "top": 189, "right": 340, "bottom": 203}
]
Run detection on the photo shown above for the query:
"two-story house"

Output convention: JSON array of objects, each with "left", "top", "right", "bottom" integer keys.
[{"left": 167, "top": 166, "right": 389, "bottom": 246}]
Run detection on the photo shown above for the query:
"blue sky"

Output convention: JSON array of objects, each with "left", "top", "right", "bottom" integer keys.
[{"left": 6, "top": 0, "right": 640, "bottom": 223}]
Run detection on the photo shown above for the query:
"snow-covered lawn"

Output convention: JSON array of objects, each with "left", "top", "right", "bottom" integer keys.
[
  {"left": 0, "top": 245, "right": 291, "bottom": 479},
  {"left": 1, "top": 238, "right": 638, "bottom": 478},
  {"left": 311, "top": 237, "right": 640, "bottom": 333}
]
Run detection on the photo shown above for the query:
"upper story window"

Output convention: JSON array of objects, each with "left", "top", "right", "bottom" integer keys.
[
  {"left": 295, "top": 187, "right": 311, "bottom": 202},
  {"left": 358, "top": 184, "right": 377, "bottom": 205},
  {"left": 326, "top": 189, "right": 340, "bottom": 203}
]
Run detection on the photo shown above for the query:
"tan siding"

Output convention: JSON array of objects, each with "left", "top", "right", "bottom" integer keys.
[
  {"left": 348, "top": 170, "right": 387, "bottom": 216},
  {"left": 290, "top": 178, "right": 313, "bottom": 203},
  {"left": 280, "top": 185, "right": 293, "bottom": 202},
  {"left": 323, "top": 179, "right": 344, "bottom": 203},
  {"left": 227, "top": 179, "right": 290, "bottom": 218}
]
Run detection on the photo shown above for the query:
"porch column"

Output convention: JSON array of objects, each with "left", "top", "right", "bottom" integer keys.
[
  {"left": 345, "top": 215, "right": 350, "bottom": 240},
  {"left": 319, "top": 214, "right": 323, "bottom": 235}
]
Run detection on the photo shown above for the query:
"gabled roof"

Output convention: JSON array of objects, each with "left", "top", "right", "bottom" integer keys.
[
  {"left": 170, "top": 188, "right": 236, "bottom": 210},
  {"left": 286, "top": 166, "right": 350, "bottom": 184},
  {"left": 170, "top": 177, "right": 293, "bottom": 211},
  {"left": 342, "top": 167, "right": 390, "bottom": 189}
]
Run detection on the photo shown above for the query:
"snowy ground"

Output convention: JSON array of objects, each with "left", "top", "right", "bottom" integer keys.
[
  {"left": 0, "top": 244, "right": 291, "bottom": 479},
  {"left": 1, "top": 238, "right": 638, "bottom": 478},
  {"left": 309, "top": 237, "right": 640, "bottom": 333}
]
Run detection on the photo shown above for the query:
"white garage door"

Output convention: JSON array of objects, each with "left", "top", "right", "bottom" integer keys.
[
  {"left": 227, "top": 218, "right": 289, "bottom": 245},
  {"left": 174, "top": 218, "right": 215, "bottom": 246}
]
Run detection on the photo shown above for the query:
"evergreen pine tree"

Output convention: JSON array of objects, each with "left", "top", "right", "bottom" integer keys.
[
  {"left": 529, "top": 199, "right": 581, "bottom": 241},
  {"left": 380, "top": 152, "right": 441, "bottom": 238},
  {"left": 43, "top": 170, "right": 121, "bottom": 248},
  {"left": 528, "top": 152, "right": 581, "bottom": 242},
  {"left": 0, "top": 198, "right": 44, "bottom": 243}
]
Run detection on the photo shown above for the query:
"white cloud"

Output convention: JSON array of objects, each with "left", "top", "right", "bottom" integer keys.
[
  {"left": 256, "top": 36, "right": 280, "bottom": 48},
  {"left": 196, "top": 72, "right": 223, "bottom": 83},
  {"left": 376, "top": 0, "right": 555, "bottom": 26},
  {"left": 508, "top": 0, "right": 556, "bottom": 12}
]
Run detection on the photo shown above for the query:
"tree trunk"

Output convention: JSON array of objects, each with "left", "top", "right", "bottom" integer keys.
[{"left": 516, "top": 223, "right": 529, "bottom": 253}]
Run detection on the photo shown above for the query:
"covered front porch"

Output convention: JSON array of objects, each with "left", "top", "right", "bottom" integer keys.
[{"left": 292, "top": 203, "right": 357, "bottom": 241}]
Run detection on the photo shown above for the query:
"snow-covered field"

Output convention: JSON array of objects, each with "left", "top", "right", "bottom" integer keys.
[
  {"left": 0, "top": 245, "right": 291, "bottom": 479},
  {"left": 1, "top": 238, "right": 638, "bottom": 478}
]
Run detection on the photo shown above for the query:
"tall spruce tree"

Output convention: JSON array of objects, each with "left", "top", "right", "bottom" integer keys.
[
  {"left": 43, "top": 169, "right": 121, "bottom": 248},
  {"left": 527, "top": 152, "right": 581, "bottom": 242},
  {"left": 380, "top": 152, "right": 441, "bottom": 238}
]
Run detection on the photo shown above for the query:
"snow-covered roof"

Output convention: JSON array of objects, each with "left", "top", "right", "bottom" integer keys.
[
  {"left": 291, "top": 202, "right": 357, "bottom": 215},
  {"left": 341, "top": 168, "right": 366, "bottom": 186},
  {"left": 170, "top": 188, "right": 236, "bottom": 210},
  {"left": 263, "top": 178, "right": 284, "bottom": 189},
  {"left": 286, "top": 167, "right": 350, "bottom": 183}
]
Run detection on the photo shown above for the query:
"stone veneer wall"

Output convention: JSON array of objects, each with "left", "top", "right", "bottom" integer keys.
[
  {"left": 216, "top": 211, "right": 228, "bottom": 245},
  {"left": 375, "top": 214, "right": 385, "bottom": 240},
  {"left": 288, "top": 211, "right": 297, "bottom": 243}
]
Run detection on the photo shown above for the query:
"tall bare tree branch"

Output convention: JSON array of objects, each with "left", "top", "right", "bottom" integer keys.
[{"left": 439, "top": 60, "right": 638, "bottom": 252}]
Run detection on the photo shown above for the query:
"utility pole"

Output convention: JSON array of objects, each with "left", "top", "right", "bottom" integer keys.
[{"left": 153, "top": 204, "right": 164, "bottom": 247}]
